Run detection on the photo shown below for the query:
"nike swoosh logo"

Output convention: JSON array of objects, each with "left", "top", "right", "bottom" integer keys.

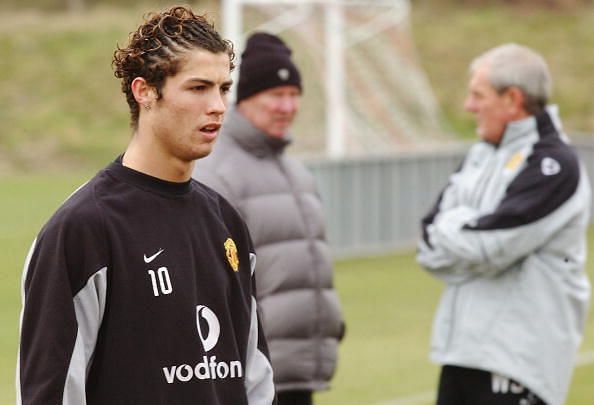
[{"left": 144, "top": 249, "right": 164, "bottom": 263}]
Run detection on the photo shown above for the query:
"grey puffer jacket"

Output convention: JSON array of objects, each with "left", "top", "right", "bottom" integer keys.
[{"left": 193, "top": 108, "right": 344, "bottom": 393}]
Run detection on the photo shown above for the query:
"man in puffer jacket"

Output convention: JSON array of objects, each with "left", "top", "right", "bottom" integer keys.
[
  {"left": 193, "top": 32, "right": 345, "bottom": 405},
  {"left": 417, "top": 43, "right": 591, "bottom": 405}
]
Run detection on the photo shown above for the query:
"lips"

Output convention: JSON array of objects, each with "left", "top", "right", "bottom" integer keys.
[
  {"left": 199, "top": 123, "right": 221, "bottom": 140},
  {"left": 200, "top": 123, "right": 221, "bottom": 133}
]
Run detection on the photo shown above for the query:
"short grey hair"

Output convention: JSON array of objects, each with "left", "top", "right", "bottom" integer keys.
[{"left": 470, "top": 43, "right": 552, "bottom": 115}]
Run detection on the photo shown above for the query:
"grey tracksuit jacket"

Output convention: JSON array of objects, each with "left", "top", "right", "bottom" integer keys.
[
  {"left": 193, "top": 108, "right": 344, "bottom": 393},
  {"left": 417, "top": 106, "right": 591, "bottom": 405}
]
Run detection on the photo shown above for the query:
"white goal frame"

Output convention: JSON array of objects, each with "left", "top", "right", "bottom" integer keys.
[{"left": 221, "top": 0, "right": 412, "bottom": 158}]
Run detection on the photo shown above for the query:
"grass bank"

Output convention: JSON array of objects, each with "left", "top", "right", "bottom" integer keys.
[
  {"left": 1, "top": 2, "right": 593, "bottom": 172},
  {"left": 412, "top": 3, "right": 594, "bottom": 137}
]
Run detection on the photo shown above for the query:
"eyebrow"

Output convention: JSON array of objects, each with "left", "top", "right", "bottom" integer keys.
[{"left": 185, "top": 78, "right": 233, "bottom": 87}]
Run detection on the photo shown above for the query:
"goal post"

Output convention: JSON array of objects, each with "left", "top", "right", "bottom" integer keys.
[{"left": 221, "top": 0, "right": 447, "bottom": 158}]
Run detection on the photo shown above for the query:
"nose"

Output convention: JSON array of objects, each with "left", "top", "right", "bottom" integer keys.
[
  {"left": 278, "top": 95, "right": 298, "bottom": 113},
  {"left": 208, "top": 91, "right": 227, "bottom": 117},
  {"left": 464, "top": 95, "right": 476, "bottom": 113}
]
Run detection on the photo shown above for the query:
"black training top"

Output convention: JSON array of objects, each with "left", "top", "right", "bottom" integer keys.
[{"left": 18, "top": 157, "right": 275, "bottom": 404}]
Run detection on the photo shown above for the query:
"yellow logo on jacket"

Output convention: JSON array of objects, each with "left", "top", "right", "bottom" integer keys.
[
  {"left": 224, "top": 238, "right": 239, "bottom": 272},
  {"left": 505, "top": 151, "right": 525, "bottom": 172}
]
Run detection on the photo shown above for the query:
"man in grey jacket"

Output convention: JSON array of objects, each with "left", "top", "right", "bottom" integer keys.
[
  {"left": 193, "top": 32, "right": 344, "bottom": 405},
  {"left": 417, "top": 43, "right": 591, "bottom": 405}
]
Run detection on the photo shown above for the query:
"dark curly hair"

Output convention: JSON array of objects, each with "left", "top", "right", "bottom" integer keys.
[{"left": 113, "top": 6, "right": 235, "bottom": 129}]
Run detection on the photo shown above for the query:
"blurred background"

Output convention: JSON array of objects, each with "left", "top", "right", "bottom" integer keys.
[
  {"left": 1, "top": 0, "right": 593, "bottom": 171},
  {"left": 2, "top": 0, "right": 593, "bottom": 404}
]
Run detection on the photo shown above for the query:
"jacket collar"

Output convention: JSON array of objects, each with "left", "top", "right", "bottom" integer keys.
[
  {"left": 499, "top": 105, "right": 562, "bottom": 148},
  {"left": 222, "top": 107, "right": 292, "bottom": 158}
]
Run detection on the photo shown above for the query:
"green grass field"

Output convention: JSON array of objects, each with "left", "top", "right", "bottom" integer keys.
[{"left": 2, "top": 173, "right": 594, "bottom": 404}]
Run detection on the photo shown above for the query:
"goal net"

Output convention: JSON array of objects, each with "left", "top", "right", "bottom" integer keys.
[{"left": 223, "top": 0, "right": 450, "bottom": 158}]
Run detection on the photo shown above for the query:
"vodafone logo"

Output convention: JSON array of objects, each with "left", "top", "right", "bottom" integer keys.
[
  {"left": 196, "top": 305, "right": 220, "bottom": 352},
  {"left": 162, "top": 305, "right": 243, "bottom": 383}
]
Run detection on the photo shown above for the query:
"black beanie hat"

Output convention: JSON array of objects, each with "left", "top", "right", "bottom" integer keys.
[{"left": 236, "top": 32, "right": 302, "bottom": 104}]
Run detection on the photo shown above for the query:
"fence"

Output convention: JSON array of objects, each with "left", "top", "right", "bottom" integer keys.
[{"left": 306, "top": 137, "right": 594, "bottom": 258}]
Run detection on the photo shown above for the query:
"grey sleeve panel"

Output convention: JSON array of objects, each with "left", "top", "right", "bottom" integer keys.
[
  {"left": 16, "top": 239, "right": 37, "bottom": 405},
  {"left": 244, "top": 297, "right": 275, "bottom": 405},
  {"left": 244, "top": 253, "right": 275, "bottom": 404},
  {"left": 63, "top": 267, "right": 108, "bottom": 405}
]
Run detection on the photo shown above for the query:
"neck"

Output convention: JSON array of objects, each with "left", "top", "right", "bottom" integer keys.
[
  {"left": 123, "top": 132, "right": 194, "bottom": 183},
  {"left": 512, "top": 110, "right": 531, "bottom": 121}
]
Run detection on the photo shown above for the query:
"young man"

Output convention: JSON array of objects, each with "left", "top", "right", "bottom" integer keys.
[
  {"left": 194, "top": 33, "right": 344, "bottom": 405},
  {"left": 17, "top": 6, "right": 275, "bottom": 404},
  {"left": 417, "top": 43, "right": 591, "bottom": 405}
]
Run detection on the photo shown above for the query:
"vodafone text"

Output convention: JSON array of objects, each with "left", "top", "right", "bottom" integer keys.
[{"left": 163, "top": 356, "right": 243, "bottom": 383}]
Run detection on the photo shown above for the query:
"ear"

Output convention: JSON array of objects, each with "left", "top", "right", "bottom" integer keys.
[
  {"left": 504, "top": 86, "right": 527, "bottom": 117},
  {"left": 131, "top": 77, "right": 156, "bottom": 109}
]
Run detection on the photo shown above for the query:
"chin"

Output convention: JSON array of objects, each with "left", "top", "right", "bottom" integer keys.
[
  {"left": 189, "top": 147, "right": 214, "bottom": 161},
  {"left": 196, "top": 151, "right": 213, "bottom": 160},
  {"left": 268, "top": 130, "right": 286, "bottom": 138}
]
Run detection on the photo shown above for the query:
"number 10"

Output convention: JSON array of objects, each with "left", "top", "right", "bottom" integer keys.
[{"left": 148, "top": 267, "right": 173, "bottom": 296}]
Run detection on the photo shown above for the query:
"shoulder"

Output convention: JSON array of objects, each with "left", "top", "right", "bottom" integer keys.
[
  {"left": 526, "top": 110, "right": 580, "bottom": 177},
  {"left": 190, "top": 179, "right": 244, "bottom": 222},
  {"left": 190, "top": 178, "right": 222, "bottom": 204},
  {"left": 42, "top": 174, "right": 105, "bottom": 237},
  {"left": 530, "top": 134, "right": 579, "bottom": 179},
  {"left": 282, "top": 155, "right": 318, "bottom": 191},
  {"left": 33, "top": 173, "right": 110, "bottom": 290},
  {"left": 283, "top": 154, "right": 310, "bottom": 174},
  {"left": 190, "top": 179, "right": 254, "bottom": 254}
]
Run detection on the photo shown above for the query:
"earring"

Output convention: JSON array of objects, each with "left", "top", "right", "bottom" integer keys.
[{"left": 144, "top": 104, "right": 151, "bottom": 110}]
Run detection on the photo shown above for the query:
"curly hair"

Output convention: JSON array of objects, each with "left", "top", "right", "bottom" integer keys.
[{"left": 113, "top": 6, "right": 235, "bottom": 129}]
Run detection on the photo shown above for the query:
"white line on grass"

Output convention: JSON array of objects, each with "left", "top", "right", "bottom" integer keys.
[{"left": 376, "top": 350, "right": 594, "bottom": 405}]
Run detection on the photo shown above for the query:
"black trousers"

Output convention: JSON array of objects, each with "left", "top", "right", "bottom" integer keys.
[
  {"left": 437, "top": 365, "right": 547, "bottom": 405},
  {"left": 277, "top": 390, "right": 313, "bottom": 405}
]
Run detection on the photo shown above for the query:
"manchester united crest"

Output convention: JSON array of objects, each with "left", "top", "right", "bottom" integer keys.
[
  {"left": 505, "top": 151, "right": 525, "bottom": 171},
  {"left": 224, "top": 238, "right": 239, "bottom": 272}
]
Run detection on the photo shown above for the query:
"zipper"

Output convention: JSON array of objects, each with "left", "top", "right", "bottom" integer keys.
[
  {"left": 444, "top": 285, "right": 459, "bottom": 352},
  {"left": 276, "top": 155, "right": 325, "bottom": 382}
]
